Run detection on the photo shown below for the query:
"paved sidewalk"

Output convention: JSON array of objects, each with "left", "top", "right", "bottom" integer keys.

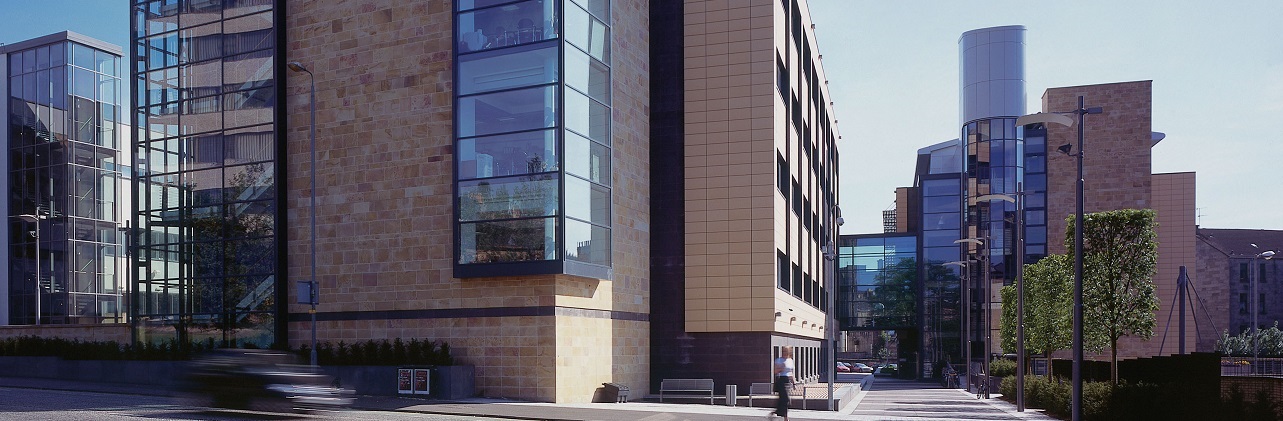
[{"left": 0, "top": 374, "right": 1057, "bottom": 420}]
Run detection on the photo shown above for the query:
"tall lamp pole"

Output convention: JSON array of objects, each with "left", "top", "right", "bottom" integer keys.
[
  {"left": 17, "top": 214, "right": 47, "bottom": 325},
  {"left": 822, "top": 208, "right": 844, "bottom": 412},
  {"left": 956, "top": 236, "right": 990, "bottom": 399},
  {"left": 945, "top": 256, "right": 977, "bottom": 394},
  {"left": 288, "top": 62, "right": 319, "bottom": 366},
  {"left": 976, "top": 190, "right": 1022, "bottom": 409},
  {"left": 1018, "top": 96, "right": 1101, "bottom": 421}
]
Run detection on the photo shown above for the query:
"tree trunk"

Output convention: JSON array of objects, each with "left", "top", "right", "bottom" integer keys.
[{"left": 1110, "top": 338, "right": 1119, "bottom": 387}]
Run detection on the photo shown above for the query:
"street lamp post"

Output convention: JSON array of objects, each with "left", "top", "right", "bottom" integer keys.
[
  {"left": 17, "top": 214, "right": 47, "bottom": 325},
  {"left": 944, "top": 256, "right": 978, "bottom": 395},
  {"left": 1252, "top": 249, "right": 1276, "bottom": 374},
  {"left": 976, "top": 190, "right": 1023, "bottom": 410},
  {"left": 956, "top": 237, "right": 990, "bottom": 399},
  {"left": 822, "top": 209, "right": 844, "bottom": 412},
  {"left": 1018, "top": 96, "right": 1102, "bottom": 421},
  {"left": 287, "top": 61, "right": 319, "bottom": 367}
]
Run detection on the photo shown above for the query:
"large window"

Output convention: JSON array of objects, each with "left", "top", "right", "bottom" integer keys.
[
  {"left": 455, "top": 0, "right": 612, "bottom": 278},
  {"left": 9, "top": 38, "right": 124, "bottom": 326},
  {"left": 131, "top": 0, "right": 278, "bottom": 347}
]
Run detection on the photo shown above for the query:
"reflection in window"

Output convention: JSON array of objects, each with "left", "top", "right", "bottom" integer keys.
[
  {"left": 458, "top": 85, "right": 556, "bottom": 138},
  {"left": 565, "top": 46, "right": 609, "bottom": 102},
  {"left": 565, "top": 1, "right": 608, "bottom": 61},
  {"left": 460, "top": 129, "right": 557, "bottom": 179},
  {"left": 564, "top": 88, "right": 609, "bottom": 143},
  {"left": 458, "top": 175, "right": 558, "bottom": 222},
  {"left": 566, "top": 219, "right": 609, "bottom": 265},
  {"left": 457, "top": 0, "right": 557, "bottom": 53},
  {"left": 458, "top": 43, "right": 558, "bottom": 95},
  {"left": 460, "top": 218, "right": 557, "bottom": 263},
  {"left": 564, "top": 130, "right": 608, "bottom": 185},
  {"left": 565, "top": 176, "right": 609, "bottom": 225}
]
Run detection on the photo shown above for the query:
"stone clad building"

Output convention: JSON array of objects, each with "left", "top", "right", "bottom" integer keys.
[{"left": 128, "top": 0, "right": 841, "bottom": 402}]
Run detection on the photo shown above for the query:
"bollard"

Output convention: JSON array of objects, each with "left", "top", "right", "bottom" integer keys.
[{"left": 725, "top": 384, "right": 737, "bottom": 406}]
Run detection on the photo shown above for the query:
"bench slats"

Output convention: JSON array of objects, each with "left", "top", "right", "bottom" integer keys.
[{"left": 659, "top": 378, "right": 715, "bottom": 404}]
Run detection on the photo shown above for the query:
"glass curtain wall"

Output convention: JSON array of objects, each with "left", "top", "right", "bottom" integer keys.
[
  {"left": 963, "top": 117, "right": 1021, "bottom": 357},
  {"left": 918, "top": 175, "right": 963, "bottom": 372},
  {"left": 131, "top": 0, "right": 278, "bottom": 347},
  {"left": 845, "top": 235, "right": 916, "bottom": 330},
  {"left": 454, "top": 0, "right": 612, "bottom": 278},
  {"left": 1019, "top": 125, "right": 1048, "bottom": 263},
  {"left": 8, "top": 40, "right": 124, "bottom": 325}
]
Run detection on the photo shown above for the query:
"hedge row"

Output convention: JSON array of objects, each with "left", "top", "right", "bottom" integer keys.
[
  {"left": 0, "top": 335, "right": 453, "bottom": 366},
  {"left": 298, "top": 338, "right": 453, "bottom": 366},
  {"left": 999, "top": 375, "right": 1260, "bottom": 420}
]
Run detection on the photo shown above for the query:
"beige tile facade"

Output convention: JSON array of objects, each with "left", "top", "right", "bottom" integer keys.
[
  {"left": 681, "top": 0, "right": 836, "bottom": 341},
  {"left": 1150, "top": 172, "right": 1197, "bottom": 355},
  {"left": 282, "top": 0, "right": 650, "bottom": 402}
]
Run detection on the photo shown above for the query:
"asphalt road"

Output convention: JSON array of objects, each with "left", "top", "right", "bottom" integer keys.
[{"left": 0, "top": 387, "right": 500, "bottom": 421}]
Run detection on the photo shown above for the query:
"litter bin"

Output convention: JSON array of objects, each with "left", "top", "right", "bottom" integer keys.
[{"left": 601, "top": 382, "right": 630, "bottom": 403}]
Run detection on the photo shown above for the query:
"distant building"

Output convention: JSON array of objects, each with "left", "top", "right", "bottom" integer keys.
[
  {"left": 847, "top": 25, "right": 1199, "bottom": 378},
  {"left": 2, "top": 32, "right": 128, "bottom": 326},
  {"left": 1195, "top": 228, "right": 1283, "bottom": 352}
]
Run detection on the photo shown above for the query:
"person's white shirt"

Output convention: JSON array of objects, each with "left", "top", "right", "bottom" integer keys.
[{"left": 775, "top": 357, "right": 794, "bottom": 378}]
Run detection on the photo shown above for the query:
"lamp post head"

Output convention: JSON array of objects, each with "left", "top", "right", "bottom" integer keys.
[
  {"left": 1261, "top": 250, "right": 1276, "bottom": 260},
  {"left": 17, "top": 214, "right": 45, "bottom": 223},
  {"left": 1015, "top": 112, "right": 1074, "bottom": 128},
  {"left": 287, "top": 62, "right": 310, "bottom": 73},
  {"left": 1057, "top": 144, "right": 1074, "bottom": 156}
]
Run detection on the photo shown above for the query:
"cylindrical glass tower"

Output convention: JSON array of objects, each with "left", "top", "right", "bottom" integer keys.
[{"left": 959, "top": 25, "right": 1025, "bottom": 365}]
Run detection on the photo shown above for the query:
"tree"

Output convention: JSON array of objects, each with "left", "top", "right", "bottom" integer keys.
[
  {"left": 1067, "top": 209, "right": 1159, "bottom": 385},
  {"left": 1000, "top": 253, "right": 1074, "bottom": 378}
]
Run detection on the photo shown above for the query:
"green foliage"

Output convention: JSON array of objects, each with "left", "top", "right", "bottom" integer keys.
[
  {"left": 298, "top": 338, "right": 453, "bottom": 366},
  {"left": 1067, "top": 209, "right": 1159, "bottom": 384},
  {"left": 1218, "top": 322, "right": 1283, "bottom": 357},
  {"left": 1001, "top": 253, "right": 1074, "bottom": 367},
  {"left": 1, "top": 336, "right": 454, "bottom": 366},
  {"left": 989, "top": 358, "right": 1016, "bottom": 378},
  {"left": 0, "top": 336, "right": 218, "bottom": 360}
]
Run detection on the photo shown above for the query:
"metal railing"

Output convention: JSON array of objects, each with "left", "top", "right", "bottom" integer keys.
[{"left": 1221, "top": 357, "right": 1283, "bottom": 377}]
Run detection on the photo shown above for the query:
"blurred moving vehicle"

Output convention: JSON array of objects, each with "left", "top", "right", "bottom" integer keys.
[{"left": 181, "top": 348, "right": 353, "bottom": 413}]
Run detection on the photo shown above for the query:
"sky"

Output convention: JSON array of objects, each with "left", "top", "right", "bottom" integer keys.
[
  {"left": 808, "top": 0, "right": 1283, "bottom": 234},
  {"left": 3, "top": 1, "right": 1281, "bottom": 235}
]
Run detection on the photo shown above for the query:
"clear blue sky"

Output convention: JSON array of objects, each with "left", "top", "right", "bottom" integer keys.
[
  {"left": 810, "top": 0, "right": 1283, "bottom": 234},
  {"left": 4, "top": 1, "right": 1281, "bottom": 235}
]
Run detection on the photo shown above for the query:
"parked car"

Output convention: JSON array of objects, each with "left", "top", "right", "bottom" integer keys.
[
  {"left": 851, "top": 363, "right": 874, "bottom": 373},
  {"left": 180, "top": 348, "right": 353, "bottom": 413},
  {"left": 836, "top": 362, "right": 852, "bottom": 372}
]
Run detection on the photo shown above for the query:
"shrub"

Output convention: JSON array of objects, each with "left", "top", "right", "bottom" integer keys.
[
  {"left": 296, "top": 338, "right": 454, "bottom": 366},
  {"left": 989, "top": 358, "right": 1016, "bottom": 377}
]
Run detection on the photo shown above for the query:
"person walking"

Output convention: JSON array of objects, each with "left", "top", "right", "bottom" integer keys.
[{"left": 770, "top": 346, "right": 794, "bottom": 420}]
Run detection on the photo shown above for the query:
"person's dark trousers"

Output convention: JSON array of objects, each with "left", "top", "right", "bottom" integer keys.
[{"left": 773, "top": 376, "right": 790, "bottom": 416}]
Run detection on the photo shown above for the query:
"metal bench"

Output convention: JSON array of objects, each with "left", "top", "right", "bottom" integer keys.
[
  {"left": 659, "top": 378, "right": 715, "bottom": 404},
  {"left": 747, "top": 382, "right": 775, "bottom": 406}
]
